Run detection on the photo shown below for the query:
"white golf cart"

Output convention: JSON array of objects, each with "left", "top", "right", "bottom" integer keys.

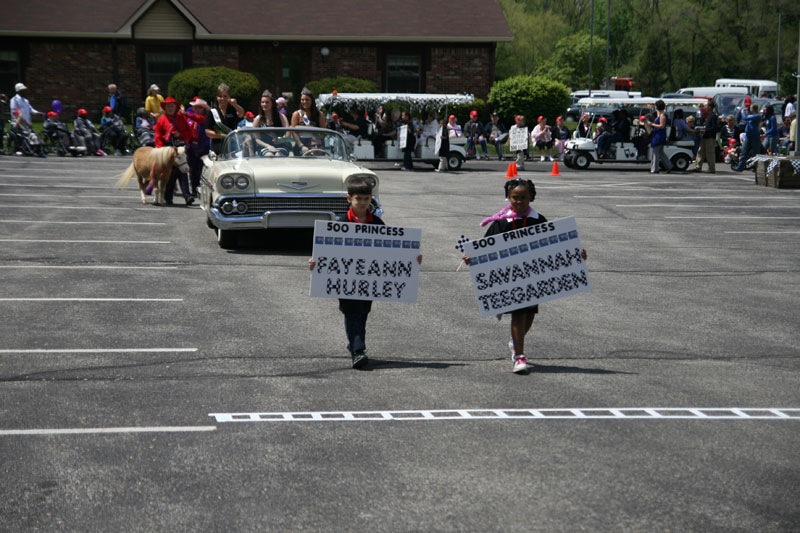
[
  {"left": 316, "top": 92, "right": 471, "bottom": 169},
  {"left": 563, "top": 97, "right": 705, "bottom": 172}
]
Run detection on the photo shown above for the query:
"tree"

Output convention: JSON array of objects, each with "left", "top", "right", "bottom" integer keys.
[{"left": 488, "top": 75, "right": 570, "bottom": 125}]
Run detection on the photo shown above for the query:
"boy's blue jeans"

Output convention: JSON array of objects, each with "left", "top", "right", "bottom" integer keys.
[{"left": 339, "top": 299, "right": 372, "bottom": 355}]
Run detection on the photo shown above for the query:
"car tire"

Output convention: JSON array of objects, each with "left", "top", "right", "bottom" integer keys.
[
  {"left": 216, "top": 228, "right": 237, "bottom": 249},
  {"left": 564, "top": 153, "right": 576, "bottom": 168},
  {"left": 573, "top": 152, "right": 591, "bottom": 170},
  {"left": 670, "top": 152, "right": 690, "bottom": 172},
  {"left": 447, "top": 152, "right": 463, "bottom": 170}
]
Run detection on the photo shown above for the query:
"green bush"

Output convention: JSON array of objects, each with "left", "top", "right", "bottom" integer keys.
[
  {"left": 306, "top": 77, "right": 378, "bottom": 96},
  {"left": 451, "top": 97, "right": 487, "bottom": 125},
  {"left": 488, "top": 75, "right": 570, "bottom": 126},
  {"left": 168, "top": 67, "right": 261, "bottom": 111}
]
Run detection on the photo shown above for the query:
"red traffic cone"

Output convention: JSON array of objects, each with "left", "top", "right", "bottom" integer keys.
[
  {"left": 505, "top": 163, "right": 515, "bottom": 178},
  {"left": 550, "top": 160, "right": 561, "bottom": 176}
]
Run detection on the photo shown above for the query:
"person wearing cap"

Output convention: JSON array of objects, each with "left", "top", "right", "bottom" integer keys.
[
  {"left": 734, "top": 102, "right": 761, "bottom": 171},
  {"left": 531, "top": 115, "right": 554, "bottom": 162},
  {"left": 238, "top": 111, "right": 255, "bottom": 128},
  {"left": 735, "top": 97, "right": 752, "bottom": 128},
  {"left": 10, "top": 83, "right": 41, "bottom": 125},
  {"left": 145, "top": 84, "right": 164, "bottom": 120},
  {"left": 507, "top": 115, "right": 528, "bottom": 170},
  {"left": 155, "top": 96, "right": 194, "bottom": 205},
  {"left": 463, "top": 110, "right": 489, "bottom": 159},
  {"left": 276, "top": 96, "right": 288, "bottom": 117},
  {"left": 485, "top": 112, "right": 508, "bottom": 160},
  {"left": 43, "top": 111, "right": 78, "bottom": 155},
  {"left": 577, "top": 114, "right": 592, "bottom": 138},
  {"left": 100, "top": 105, "right": 127, "bottom": 156},
  {"left": 447, "top": 114, "right": 461, "bottom": 137},
  {"left": 552, "top": 116, "right": 571, "bottom": 161},
  {"left": 72, "top": 109, "right": 105, "bottom": 156},
  {"left": 185, "top": 97, "right": 211, "bottom": 197}
]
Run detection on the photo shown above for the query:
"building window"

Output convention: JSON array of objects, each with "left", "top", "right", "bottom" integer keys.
[
  {"left": 386, "top": 55, "right": 420, "bottom": 93},
  {"left": 0, "top": 51, "right": 20, "bottom": 97},
  {"left": 145, "top": 52, "right": 183, "bottom": 94}
]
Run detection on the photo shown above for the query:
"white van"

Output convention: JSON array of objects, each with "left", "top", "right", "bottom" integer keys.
[
  {"left": 714, "top": 79, "right": 778, "bottom": 98},
  {"left": 677, "top": 86, "right": 747, "bottom": 98}
]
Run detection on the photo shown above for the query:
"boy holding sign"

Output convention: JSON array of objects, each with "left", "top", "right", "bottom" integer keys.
[
  {"left": 508, "top": 115, "right": 529, "bottom": 171},
  {"left": 464, "top": 178, "right": 587, "bottom": 374},
  {"left": 309, "top": 177, "right": 423, "bottom": 369}
]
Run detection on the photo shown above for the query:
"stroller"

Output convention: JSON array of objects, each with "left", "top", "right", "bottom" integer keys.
[{"left": 43, "top": 113, "right": 84, "bottom": 156}]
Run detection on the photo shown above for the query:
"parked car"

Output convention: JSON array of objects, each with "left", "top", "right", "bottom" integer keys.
[{"left": 199, "top": 127, "right": 382, "bottom": 249}]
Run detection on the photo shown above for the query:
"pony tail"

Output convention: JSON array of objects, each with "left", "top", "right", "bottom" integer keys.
[{"left": 114, "top": 161, "right": 137, "bottom": 189}]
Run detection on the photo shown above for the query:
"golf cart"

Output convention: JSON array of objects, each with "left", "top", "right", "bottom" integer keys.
[
  {"left": 563, "top": 97, "right": 705, "bottom": 171},
  {"left": 316, "top": 92, "right": 471, "bottom": 169}
]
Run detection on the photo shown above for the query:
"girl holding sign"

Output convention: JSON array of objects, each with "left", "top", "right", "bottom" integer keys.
[{"left": 465, "top": 178, "right": 586, "bottom": 374}]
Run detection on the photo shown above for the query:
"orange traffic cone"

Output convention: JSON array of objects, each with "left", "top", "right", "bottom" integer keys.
[
  {"left": 550, "top": 160, "right": 561, "bottom": 176},
  {"left": 511, "top": 161, "right": 519, "bottom": 177},
  {"left": 505, "top": 163, "right": 515, "bottom": 178}
]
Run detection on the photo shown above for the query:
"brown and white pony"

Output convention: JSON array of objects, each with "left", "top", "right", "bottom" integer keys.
[{"left": 115, "top": 145, "right": 189, "bottom": 205}]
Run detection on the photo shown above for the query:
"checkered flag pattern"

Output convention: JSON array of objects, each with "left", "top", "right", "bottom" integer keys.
[{"left": 455, "top": 235, "right": 470, "bottom": 253}]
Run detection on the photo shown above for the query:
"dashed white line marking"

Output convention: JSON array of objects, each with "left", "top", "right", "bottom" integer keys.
[
  {"left": 666, "top": 216, "right": 800, "bottom": 219},
  {"left": 0, "top": 426, "right": 216, "bottom": 436},
  {"left": 577, "top": 196, "right": 798, "bottom": 200},
  {"left": 723, "top": 231, "right": 800, "bottom": 234},
  {"left": 0, "top": 348, "right": 197, "bottom": 354},
  {"left": 617, "top": 204, "right": 800, "bottom": 208},
  {"left": 209, "top": 408, "right": 800, "bottom": 423},
  {"left": 0, "top": 239, "right": 170, "bottom": 244},
  {"left": 0, "top": 220, "right": 166, "bottom": 225},
  {"left": 0, "top": 193, "right": 138, "bottom": 199},
  {"left": 0, "top": 265, "right": 178, "bottom": 270},
  {"left": 0, "top": 205, "right": 133, "bottom": 210},
  {"left": 0, "top": 298, "right": 182, "bottom": 302}
]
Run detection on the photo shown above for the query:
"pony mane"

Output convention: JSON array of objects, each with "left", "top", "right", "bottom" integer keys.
[{"left": 150, "top": 146, "right": 175, "bottom": 167}]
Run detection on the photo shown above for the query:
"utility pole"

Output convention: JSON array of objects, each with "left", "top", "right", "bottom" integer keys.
[
  {"left": 606, "top": 0, "right": 611, "bottom": 90},
  {"left": 589, "top": 0, "right": 595, "bottom": 93},
  {"left": 777, "top": 13, "right": 782, "bottom": 87}
]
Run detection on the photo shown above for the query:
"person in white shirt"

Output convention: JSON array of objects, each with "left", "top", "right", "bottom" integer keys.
[{"left": 9, "top": 83, "right": 41, "bottom": 124}]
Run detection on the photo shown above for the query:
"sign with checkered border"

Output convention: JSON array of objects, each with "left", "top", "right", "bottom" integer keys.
[
  {"left": 463, "top": 216, "right": 591, "bottom": 317},
  {"left": 310, "top": 220, "right": 422, "bottom": 303}
]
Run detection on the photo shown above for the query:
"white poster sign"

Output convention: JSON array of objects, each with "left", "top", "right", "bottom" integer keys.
[
  {"left": 463, "top": 216, "right": 591, "bottom": 317},
  {"left": 509, "top": 126, "right": 529, "bottom": 152},
  {"left": 310, "top": 220, "right": 422, "bottom": 303},
  {"left": 434, "top": 126, "right": 443, "bottom": 155},
  {"left": 397, "top": 124, "right": 408, "bottom": 148}
]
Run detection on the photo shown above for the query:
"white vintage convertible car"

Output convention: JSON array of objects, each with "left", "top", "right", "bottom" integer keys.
[{"left": 199, "top": 127, "right": 381, "bottom": 249}]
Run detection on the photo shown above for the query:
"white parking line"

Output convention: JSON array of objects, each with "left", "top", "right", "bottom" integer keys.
[
  {"left": 0, "top": 220, "right": 166, "bottom": 225},
  {"left": 0, "top": 298, "right": 183, "bottom": 302},
  {"left": 0, "top": 348, "right": 197, "bottom": 354},
  {"left": 0, "top": 193, "right": 140, "bottom": 199},
  {"left": 0, "top": 239, "right": 170, "bottom": 244},
  {"left": 0, "top": 183, "right": 126, "bottom": 189},
  {"left": 0, "top": 205, "right": 133, "bottom": 210},
  {"left": 0, "top": 426, "right": 216, "bottom": 436},
  {"left": 617, "top": 204, "right": 800, "bottom": 209},
  {"left": 210, "top": 408, "right": 800, "bottom": 423},
  {"left": 577, "top": 196, "right": 799, "bottom": 200},
  {"left": 0, "top": 265, "right": 178, "bottom": 270},
  {"left": 666, "top": 216, "right": 800, "bottom": 219},
  {"left": 723, "top": 231, "right": 800, "bottom": 234}
]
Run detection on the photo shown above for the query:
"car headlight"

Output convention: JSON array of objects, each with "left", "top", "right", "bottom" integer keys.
[
  {"left": 220, "top": 176, "right": 234, "bottom": 189},
  {"left": 235, "top": 175, "right": 249, "bottom": 190},
  {"left": 346, "top": 174, "right": 377, "bottom": 190}
]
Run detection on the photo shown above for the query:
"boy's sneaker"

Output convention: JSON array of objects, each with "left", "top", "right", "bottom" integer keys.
[
  {"left": 512, "top": 355, "right": 528, "bottom": 374},
  {"left": 352, "top": 350, "right": 368, "bottom": 369}
]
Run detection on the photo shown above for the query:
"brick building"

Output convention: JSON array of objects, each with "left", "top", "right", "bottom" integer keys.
[{"left": 0, "top": 0, "right": 512, "bottom": 119}]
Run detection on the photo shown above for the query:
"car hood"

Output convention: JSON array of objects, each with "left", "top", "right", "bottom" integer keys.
[{"left": 214, "top": 158, "right": 376, "bottom": 193}]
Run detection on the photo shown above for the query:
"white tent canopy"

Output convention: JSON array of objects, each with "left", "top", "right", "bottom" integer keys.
[{"left": 316, "top": 92, "right": 475, "bottom": 112}]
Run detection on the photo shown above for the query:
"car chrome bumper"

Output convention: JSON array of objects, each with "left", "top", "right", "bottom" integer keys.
[{"left": 209, "top": 208, "right": 342, "bottom": 230}]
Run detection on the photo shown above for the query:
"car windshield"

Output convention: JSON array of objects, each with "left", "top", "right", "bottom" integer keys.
[{"left": 219, "top": 128, "right": 349, "bottom": 161}]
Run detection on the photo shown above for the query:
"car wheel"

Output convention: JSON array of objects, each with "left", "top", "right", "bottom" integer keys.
[
  {"left": 670, "top": 152, "right": 690, "bottom": 172},
  {"left": 564, "top": 153, "right": 576, "bottom": 168},
  {"left": 216, "top": 228, "right": 237, "bottom": 249},
  {"left": 447, "top": 152, "right": 463, "bottom": 170},
  {"left": 574, "top": 152, "right": 591, "bottom": 170}
]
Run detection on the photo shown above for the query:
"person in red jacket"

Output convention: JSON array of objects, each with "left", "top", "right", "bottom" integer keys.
[{"left": 154, "top": 96, "right": 194, "bottom": 205}]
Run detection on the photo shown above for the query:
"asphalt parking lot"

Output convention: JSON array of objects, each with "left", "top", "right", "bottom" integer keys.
[{"left": 1, "top": 154, "right": 799, "bottom": 531}]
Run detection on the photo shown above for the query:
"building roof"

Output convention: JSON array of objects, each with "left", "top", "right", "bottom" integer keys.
[{"left": 0, "top": 0, "right": 512, "bottom": 42}]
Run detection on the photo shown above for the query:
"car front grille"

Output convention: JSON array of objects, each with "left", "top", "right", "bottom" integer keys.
[{"left": 241, "top": 196, "right": 350, "bottom": 216}]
